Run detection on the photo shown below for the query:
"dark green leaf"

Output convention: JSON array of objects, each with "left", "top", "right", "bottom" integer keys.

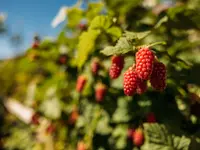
[{"left": 101, "top": 37, "right": 133, "bottom": 56}]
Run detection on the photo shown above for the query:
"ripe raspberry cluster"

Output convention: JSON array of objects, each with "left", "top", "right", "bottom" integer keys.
[
  {"left": 123, "top": 47, "right": 167, "bottom": 96},
  {"left": 109, "top": 55, "right": 124, "bottom": 79}
]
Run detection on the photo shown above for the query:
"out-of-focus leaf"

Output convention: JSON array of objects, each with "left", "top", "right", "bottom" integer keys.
[
  {"left": 111, "top": 125, "right": 128, "bottom": 149},
  {"left": 172, "top": 135, "right": 191, "bottom": 150},
  {"left": 101, "top": 37, "right": 132, "bottom": 56},
  {"left": 112, "top": 98, "right": 131, "bottom": 123},
  {"left": 89, "top": 16, "right": 112, "bottom": 30},
  {"left": 123, "top": 30, "right": 151, "bottom": 41},
  {"left": 40, "top": 97, "right": 61, "bottom": 119},
  {"left": 154, "top": 16, "right": 168, "bottom": 29},
  {"left": 96, "top": 111, "right": 112, "bottom": 135},
  {"left": 106, "top": 26, "right": 122, "bottom": 41},
  {"left": 4, "top": 127, "right": 34, "bottom": 150},
  {"left": 67, "top": 8, "right": 83, "bottom": 28},
  {"left": 141, "top": 123, "right": 191, "bottom": 150},
  {"left": 86, "top": 2, "right": 104, "bottom": 21},
  {"left": 77, "top": 30, "right": 100, "bottom": 68}
]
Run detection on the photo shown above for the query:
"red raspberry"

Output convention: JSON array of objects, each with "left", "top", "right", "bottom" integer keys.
[
  {"left": 135, "top": 47, "right": 155, "bottom": 80},
  {"left": 136, "top": 79, "right": 147, "bottom": 94},
  {"left": 77, "top": 141, "right": 86, "bottom": 150},
  {"left": 123, "top": 67, "right": 138, "bottom": 96},
  {"left": 58, "top": 55, "right": 67, "bottom": 64},
  {"left": 91, "top": 58, "right": 100, "bottom": 75},
  {"left": 111, "top": 55, "right": 124, "bottom": 67},
  {"left": 76, "top": 75, "right": 87, "bottom": 93},
  {"left": 32, "top": 41, "right": 40, "bottom": 49},
  {"left": 109, "top": 55, "right": 124, "bottom": 79},
  {"left": 109, "top": 63, "right": 122, "bottom": 79},
  {"left": 46, "top": 123, "right": 56, "bottom": 134},
  {"left": 95, "top": 83, "right": 106, "bottom": 102},
  {"left": 146, "top": 112, "right": 156, "bottom": 123},
  {"left": 133, "top": 128, "right": 144, "bottom": 146},
  {"left": 68, "top": 109, "right": 79, "bottom": 125},
  {"left": 150, "top": 61, "right": 166, "bottom": 91},
  {"left": 127, "top": 128, "right": 135, "bottom": 139},
  {"left": 78, "top": 23, "right": 87, "bottom": 31},
  {"left": 31, "top": 113, "right": 40, "bottom": 125}
]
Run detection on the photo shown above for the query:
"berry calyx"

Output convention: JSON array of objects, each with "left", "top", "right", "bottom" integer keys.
[
  {"left": 135, "top": 47, "right": 155, "bottom": 80},
  {"left": 109, "top": 55, "right": 124, "bottom": 79},
  {"left": 76, "top": 75, "right": 87, "bottom": 93},
  {"left": 146, "top": 112, "right": 156, "bottom": 123},
  {"left": 91, "top": 58, "right": 100, "bottom": 75},
  {"left": 95, "top": 83, "right": 107, "bottom": 102},
  {"left": 150, "top": 61, "right": 167, "bottom": 91},
  {"left": 133, "top": 128, "right": 144, "bottom": 146},
  {"left": 136, "top": 79, "right": 147, "bottom": 94},
  {"left": 123, "top": 66, "right": 138, "bottom": 96}
]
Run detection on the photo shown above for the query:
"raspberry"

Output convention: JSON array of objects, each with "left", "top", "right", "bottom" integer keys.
[
  {"left": 46, "top": 123, "right": 56, "bottom": 134},
  {"left": 135, "top": 47, "right": 155, "bottom": 80},
  {"left": 77, "top": 141, "right": 86, "bottom": 150},
  {"left": 31, "top": 113, "right": 40, "bottom": 125},
  {"left": 95, "top": 83, "right": 106, "bottom": 102},
  {"left": 146, "top": 112, "right": 156, "bottom": 123},
  {"left": 91, "top": 58, "right": 100, "bottom": 75},
  {"left": 32, "top": 41, "right": 39, "bottom": 49},
  {"left": 133, "top": 128, "right": 144, "bottom": 146},
  {"left": 136, "top": 79, "right": 147, "bottom": 94},
  {"left": 109, "top": 55, "right": 124, "bottom": 79},
  {"left": 68, "top": 109, "right": 79, "bottom": 125},
  {"left": 58, "top": 55, "right": 67, "bottom": 64},
  {"left": 76, "top": 75, "right": 87, "bottom": 93},
  {"left": 150, "top": 62, "right": 166, "bottom": 91},
  {"left": 127, "top": 128, "right": 135, "bottom": 139},
  {"left": 111, "top": 55, "right": 124, "bottom": 67},
  {"left": 78, "top": 23, "right": 87, "bottom": 31},
  {"left": 109, "top": 63, "right": 122, "bottom": 79},
  {"left": 123, "top": 67, "right": 138, "bottom": 96}
]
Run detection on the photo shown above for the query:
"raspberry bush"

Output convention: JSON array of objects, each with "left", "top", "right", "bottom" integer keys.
[{"left": 0, "top": 0, "right": 200, "bottom": 150}]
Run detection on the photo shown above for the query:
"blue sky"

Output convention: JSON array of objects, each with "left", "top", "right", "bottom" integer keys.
[{"left": 0, "top": 0, "right": 77, "bottom": 59}]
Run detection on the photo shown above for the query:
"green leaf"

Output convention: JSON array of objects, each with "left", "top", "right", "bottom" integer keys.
[
  {"left": 77, "top": 29, "right": 100, "bottom": 68},
  {"left": 106, "top": 26, "right": 122, "bottom": 41},
  {"left": 154, "top": 16, "right": 168, "bottom": 29},
  {"left": 172, "top": 135, "right": 191, "bottom": 150},
  {"left": 96, "top": 111, "right": 112, "bottom": 135},
  {"left": 112, "top": 98, "right": 131, "bottom": 123},
  {"left": 123, "top": 30, "right": 151, "bottom": 41},
  {"left": 111, "top": 125, "right": 128, "bottom": 149},
  {"left": 86, "top": 2, "right": 104, "bottom": 21},
  {"left": 40, "top": 97, "right": 61, "bottom": 119},
  {"left": 101, "top": 37, "right": 132, "bottom": 56},
  {"left": 89, "top": 15, "right": 112, "bottom": 30},
  {"left": 67, "top": 8, "right": 83, "bottom": 28},
  {"left": 141, "top": 123, "right": 191, "bottom": 150}
]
